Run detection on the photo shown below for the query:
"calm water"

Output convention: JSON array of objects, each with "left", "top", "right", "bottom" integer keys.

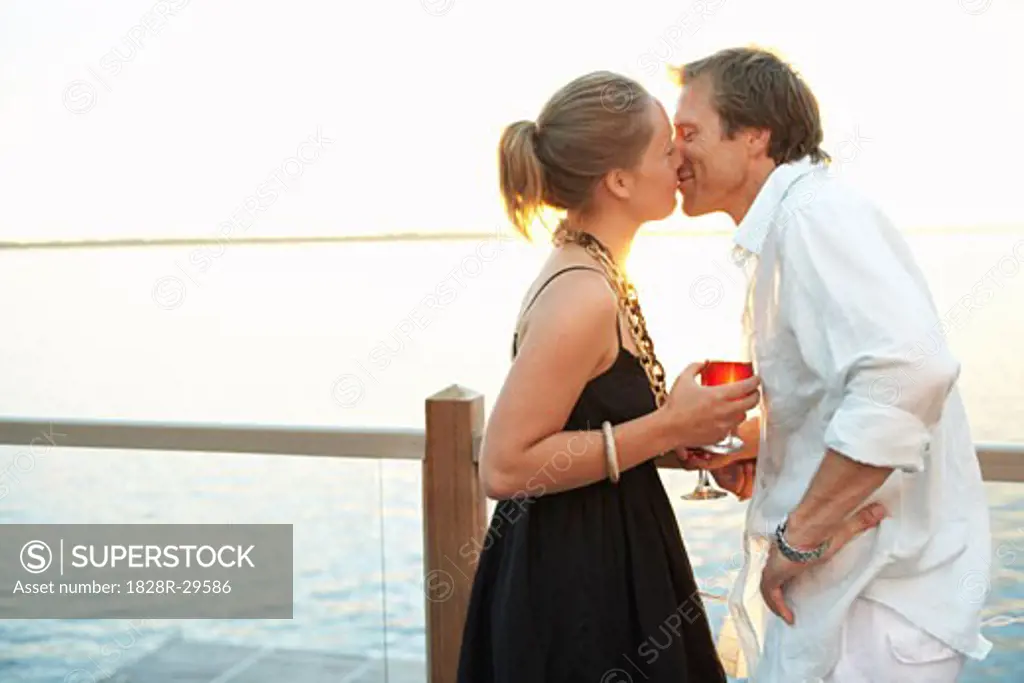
[{"left": 0, "top": 232, "right": 1022, "bottom": 681}]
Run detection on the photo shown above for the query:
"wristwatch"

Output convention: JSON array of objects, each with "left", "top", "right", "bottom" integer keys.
[{"left": 774, "top": 515, "right": 831, "bottom": 564}]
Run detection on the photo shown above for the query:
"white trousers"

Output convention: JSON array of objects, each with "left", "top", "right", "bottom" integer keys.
[{"left": 824, "top": 598, "right": 965, "bottom": 683}]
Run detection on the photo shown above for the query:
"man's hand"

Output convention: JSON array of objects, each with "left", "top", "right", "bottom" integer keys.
[
  {"left": 760, "top": 502, "right": 887, "bottom": 625},
  {"left": 711, "top": 460, "right": 756, "bottom": 500}
]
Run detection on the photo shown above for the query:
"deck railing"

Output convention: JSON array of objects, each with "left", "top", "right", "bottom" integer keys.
[{"left": 0, "top": 385, "right": 1021, "bottom": 682}]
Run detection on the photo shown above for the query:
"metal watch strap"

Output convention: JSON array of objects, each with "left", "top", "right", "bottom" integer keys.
[{"left": 774, "top": 515, "right": 830, "bottom": 564}]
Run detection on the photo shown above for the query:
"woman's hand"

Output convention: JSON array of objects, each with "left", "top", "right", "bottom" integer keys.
[
  {"left": 675, "top": 416, "right": 761, "bottom": 470},
  {"left": 662, "top": 364, "right": 760, "bottom": 448}
]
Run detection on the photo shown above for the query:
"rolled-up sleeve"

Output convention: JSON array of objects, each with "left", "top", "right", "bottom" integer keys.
[{"left": 779, "top": 194, "right": 961, "bottom": 473}]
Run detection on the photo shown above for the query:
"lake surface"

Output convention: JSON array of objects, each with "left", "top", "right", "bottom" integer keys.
[{"left": 0, "top": 232, "right": 1021, "bottom": 681}]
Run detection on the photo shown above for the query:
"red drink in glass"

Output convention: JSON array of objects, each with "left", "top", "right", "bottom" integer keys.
[
  {"left": 681, "top": 359, "right": 756, "bottom": 501},
  {"left": 700, "top": 360, "right": 755, "bottom": 387}
]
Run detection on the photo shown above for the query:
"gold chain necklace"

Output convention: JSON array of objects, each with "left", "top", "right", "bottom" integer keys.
[{"left": 552, "top": 226, "right": 669, "bottom": 408}]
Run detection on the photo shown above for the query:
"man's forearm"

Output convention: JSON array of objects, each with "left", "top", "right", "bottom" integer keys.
[{"left": 785, "top": 449, "right": 893, "bottom": 548}]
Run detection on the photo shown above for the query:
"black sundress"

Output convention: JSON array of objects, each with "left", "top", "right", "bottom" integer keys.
[{"left": 456, "top": 266, "right": 727, "bottom": 683}]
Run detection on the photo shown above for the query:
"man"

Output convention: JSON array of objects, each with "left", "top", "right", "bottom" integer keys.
[{"left": 672, "top": 47, "right": 992, "bottom": 682}]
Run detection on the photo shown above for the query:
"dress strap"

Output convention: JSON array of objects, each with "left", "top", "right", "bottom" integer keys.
[
  {"left": 524, "top": 266, "right": 604, "bottom": 313},
  {"left": 512, "top": 265, "right": 616, "bottom": 358}
]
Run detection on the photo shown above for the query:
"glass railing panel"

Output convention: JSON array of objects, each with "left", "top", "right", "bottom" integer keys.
[{"left": 0, "top": 446, "right": 426, "bottom": 682}]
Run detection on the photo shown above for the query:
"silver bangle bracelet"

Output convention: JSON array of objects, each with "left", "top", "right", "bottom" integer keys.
[{"left": 601, "top": 420, "right": 620, "bottom": 484}]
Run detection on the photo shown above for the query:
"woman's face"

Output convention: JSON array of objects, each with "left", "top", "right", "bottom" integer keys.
[{"left": 623, "top": 100, "right": 683, "bottom": 222}]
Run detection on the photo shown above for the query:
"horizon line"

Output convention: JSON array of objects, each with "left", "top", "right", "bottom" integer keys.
[{"left": 1, "top": 224, "right": 1022, "bottom": 251}]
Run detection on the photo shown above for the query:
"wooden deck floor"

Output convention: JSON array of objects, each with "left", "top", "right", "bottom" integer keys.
[{"left": 100, "top": 638, "right": 426, "bottom": 683}]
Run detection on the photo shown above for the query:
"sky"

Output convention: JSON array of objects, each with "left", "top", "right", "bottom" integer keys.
[{"left": 0, "top": 0, "right": 1022, "bottom": 243}]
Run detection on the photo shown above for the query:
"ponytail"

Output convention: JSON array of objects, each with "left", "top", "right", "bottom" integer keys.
[{"left": 498, "top": 120, "right": 546, "bottom": 240}]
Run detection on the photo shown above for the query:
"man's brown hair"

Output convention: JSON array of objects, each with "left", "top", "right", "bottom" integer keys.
[{"left": 676, "top": 47, "right": 830, "bottom": 165}]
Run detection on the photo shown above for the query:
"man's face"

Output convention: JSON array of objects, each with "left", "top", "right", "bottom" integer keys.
[{"left": 673, "top": 77, "right": 752, "bottom": 218}]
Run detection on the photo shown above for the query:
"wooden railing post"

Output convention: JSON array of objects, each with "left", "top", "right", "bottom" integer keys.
[{"left": 423, "top": 384, "right": 487, "bottom": 683}]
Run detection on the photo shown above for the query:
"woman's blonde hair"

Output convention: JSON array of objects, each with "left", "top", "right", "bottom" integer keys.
[{"left": 498, "top": 71, "right": 655, "bottom": 240}]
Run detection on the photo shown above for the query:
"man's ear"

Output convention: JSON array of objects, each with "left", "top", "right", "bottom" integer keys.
[
  {"left": 745, "top": 127, "right": 771, "bottom": 158},
  {"left": 602, "top": 169, "right": 632, "bottom": 201}
]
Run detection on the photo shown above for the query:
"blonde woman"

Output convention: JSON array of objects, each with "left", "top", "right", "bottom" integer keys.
[{"left": 456, "top": 71, "right": 757, "bottom": 683}]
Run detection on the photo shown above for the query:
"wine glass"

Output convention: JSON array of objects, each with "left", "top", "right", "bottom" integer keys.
[{"left": 680, "top": 360, "right": 755, "bottom": 501}]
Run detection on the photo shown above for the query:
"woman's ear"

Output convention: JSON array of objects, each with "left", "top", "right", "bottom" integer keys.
[{"left": 602, "top": 169, "right": 632, "bottom": 201}]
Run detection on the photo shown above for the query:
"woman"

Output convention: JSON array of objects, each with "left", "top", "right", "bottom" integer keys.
[{"left": 455, "top": 71, "right": 760, "bottom": 682}]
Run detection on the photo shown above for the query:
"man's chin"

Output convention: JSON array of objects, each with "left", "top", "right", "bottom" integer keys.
[{"left": 679, "top": 197, "right": 708, "bottom": 217}]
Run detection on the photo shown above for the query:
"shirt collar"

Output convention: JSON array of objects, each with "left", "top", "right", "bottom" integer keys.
[{"left": 733, "top": 156, "right": 824, "bottom": 257}]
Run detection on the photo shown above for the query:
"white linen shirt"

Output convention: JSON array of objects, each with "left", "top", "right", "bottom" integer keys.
[{"left": 724, "top": 157, "right": 993, "bottom": 682}]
